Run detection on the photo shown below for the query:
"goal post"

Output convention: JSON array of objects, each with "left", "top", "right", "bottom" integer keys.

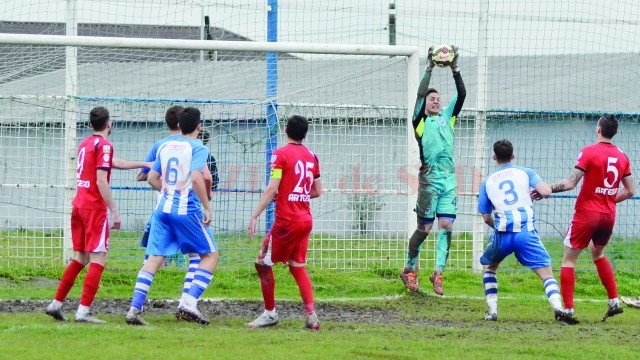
[
  {"left": 0, "top": 32, "right": 421, "bottom": 270},
  {"left": 0, "top": 33, "right": 420, "bottom": 57}
]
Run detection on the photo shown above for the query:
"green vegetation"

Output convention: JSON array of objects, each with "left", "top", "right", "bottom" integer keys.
[
  {"left": 3, "top": 231, "right": 640, "bottom": 359},
  {"left": 2, "top": 309, "right": 640, "bottom": 360},
  {"left": 2, "top": 277, "right": 640, "bottom": 360},
  {"left": 3, "top": 230, "right": 640, "bottom": 273}
]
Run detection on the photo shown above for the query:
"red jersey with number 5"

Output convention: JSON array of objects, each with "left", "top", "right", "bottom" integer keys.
[
  {"left": 270, "top": 143, "right": 320, "bottom": 221},
  {"left": 574, "top": 142, "right": 631, "bottom": 213},
  {"left": 72, "top": 135, "right": 114, "bottom": 210}
]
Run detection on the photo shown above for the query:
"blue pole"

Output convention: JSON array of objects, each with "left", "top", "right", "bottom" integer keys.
[{"left": 265, "top": 0, "right": 278, "bottom": 232}]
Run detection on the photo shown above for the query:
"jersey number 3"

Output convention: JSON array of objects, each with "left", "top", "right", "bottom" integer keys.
[
  {"left": 499, "top": 180, "right": 519, "bottom": 205},
  {"left": 293, "top": 160, "right": 314, "bottom": 194}
]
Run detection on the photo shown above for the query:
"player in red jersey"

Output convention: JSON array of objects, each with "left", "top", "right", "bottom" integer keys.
[
  {"left": 45, "top": 107, "right": 151, "bottom": 323},
  {"left": 546, "top": 114, "right": 635, "bottom": 324},
  {"left": 246, "top": 115, "right": 323, "bottom": 330}
]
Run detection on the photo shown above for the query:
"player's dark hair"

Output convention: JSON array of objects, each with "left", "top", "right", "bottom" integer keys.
[
  {"left": 285, "top": 115, "right": 308, "bottom": 141},
  {"left": 598, "top": 114, "right": 618, "bottom": 139},
  {"left": 493, "top": 139, "right": 513, "bottom": 164},
  {"left": 165, "top": 105, "right": 183, "bottom": 131},
  {"left": 89, "top": 106, "right": 110, "bottom": 131},
  {"left": 197, "top": 129, "right": 210, "bottom": 145},
  {"left": 426, "top": 88, "right": 439, "bottom": 97},
  {"left": 178, "top": 107, "right": 201, "bottom": 135}
]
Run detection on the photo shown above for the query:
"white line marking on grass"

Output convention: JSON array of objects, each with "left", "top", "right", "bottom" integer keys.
[
  {"left": 198, "top": 294, "right": 607, "bottom": 303},
  {"left": 421, "top": 293, "right": 608, "bottom": 303}
]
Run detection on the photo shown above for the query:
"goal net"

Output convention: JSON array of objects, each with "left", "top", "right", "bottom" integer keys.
[{"left": 0, "top": 32, "right": 421, "bottom": 272}]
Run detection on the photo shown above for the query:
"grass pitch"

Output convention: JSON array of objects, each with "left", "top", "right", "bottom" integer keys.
[{"left": 2, "top": 267, "right": 640, "bottom": 359}]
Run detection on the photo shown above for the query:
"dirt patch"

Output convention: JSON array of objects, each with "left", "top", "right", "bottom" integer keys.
[{"left": 0, "top": 299, "right": 416, "bottom": 325}]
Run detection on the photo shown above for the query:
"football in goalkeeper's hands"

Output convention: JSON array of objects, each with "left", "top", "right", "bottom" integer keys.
[{"left": 432, "top": 44, "right": 455, "bottom": 67}]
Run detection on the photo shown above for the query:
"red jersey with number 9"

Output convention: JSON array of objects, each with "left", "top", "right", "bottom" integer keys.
[
  {"left": 270, "top": 143, "right": 320, "bottom": 221},
  {"left": 574, "top": 142, "right": 631, "bottom": 213},
  {"left": 72, "top": 135, "right": 114, "bottom": 210}
]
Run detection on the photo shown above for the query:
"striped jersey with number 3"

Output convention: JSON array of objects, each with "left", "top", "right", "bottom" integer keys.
[{"left": 478, "top": 164, "right": 541, "bottom": 232}]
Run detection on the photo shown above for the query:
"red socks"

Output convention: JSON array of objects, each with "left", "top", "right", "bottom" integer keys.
[
  {"left": 54, "top": 259, "right": 85, "bottom": 302},
  {"left": 290, "top": 266, "right": 315, "bottom": 315},
  {"left": 255, "top": 263, "right": 276, "bottom": 311},
  {"left": 594, "top": 257, "right": 618, "bottom": 299},
  {"left": 255, "top": 263, "right": 315, "bottom": 315},
  {"left": 80, "top": 263, "right": 105, "bottom": 307},
  {"left": 560, "top": 266, "right": 575, "bottom": 309}
]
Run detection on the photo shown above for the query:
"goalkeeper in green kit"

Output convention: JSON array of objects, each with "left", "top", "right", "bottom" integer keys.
[{"left": 400, "top": 45, "right": 466, "bottom": 295}]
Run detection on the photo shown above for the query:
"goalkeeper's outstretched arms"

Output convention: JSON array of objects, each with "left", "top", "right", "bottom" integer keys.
[
  {"left": 450, "top": 45, "right": 466, "bottom": 117},
  {"left": 412, "top": 46, "right": 435, "bottom": 127}
]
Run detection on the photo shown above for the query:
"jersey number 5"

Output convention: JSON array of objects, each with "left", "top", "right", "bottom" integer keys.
[
  {"left": 604, "top": 157, "right": 618, "bottom": 188},
  {"left": 293, "top": 160, "right": 314, "bottom": 194}
]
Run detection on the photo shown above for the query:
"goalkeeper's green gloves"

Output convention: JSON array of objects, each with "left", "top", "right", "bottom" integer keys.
[
  {"left": 450, "top": 45, "right": 460, "bottom": 74},
  {"left": 426, "top": 46, "right": 435, "bottom": 72}
]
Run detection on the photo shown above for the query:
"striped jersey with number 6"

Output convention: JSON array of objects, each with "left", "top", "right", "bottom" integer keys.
[
  {"left": 152, "top": 137, "right": 209, "bottom": 214},
  {"left": 270, "top": 143, "right": 321, "bottom": 221}
]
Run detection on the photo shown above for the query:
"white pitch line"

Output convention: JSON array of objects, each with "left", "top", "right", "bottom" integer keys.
[{"left": 196, "top": 293, "right": 609, "bottom": 303}]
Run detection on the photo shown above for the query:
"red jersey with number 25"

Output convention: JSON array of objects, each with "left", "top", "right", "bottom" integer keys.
[
  {"left": 574, "top": 142, "right": 631, "bottom": 213},
  {"left": 270, "top": 143, "right": 320, "bottom": 222},
  {"left": 72, "top": 135, "right": 114, "bottom": 210}
]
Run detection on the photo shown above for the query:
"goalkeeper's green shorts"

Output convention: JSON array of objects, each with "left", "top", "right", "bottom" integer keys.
[{"left": 415, "top": 176, "right": 457, "bottom": 222}]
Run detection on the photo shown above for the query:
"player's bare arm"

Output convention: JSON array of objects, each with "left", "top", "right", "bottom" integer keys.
[
  {"left": 550, "top": 168, "right": 584, "bottom": 193},
  {"left": 203, "top": 166, "right": 213, "bottom": 201},
  {"left": 310, "top": 178, "right": 323, "bottom": 199},
  {"left": 615, "top": 175, "right": 635, "bottom": 203},
  {"left": 247, "top": 178, "right": 281, "bottom": 240},
  {"left": 535, "top": 181, "right": 552, "bottom": 198},
  {"left": 112, "top": 158, "right": 153, "bottom": 170},
  {"left": 192, "top": 170, "right": 212, "bottom": 226},
  {"left": 96, "top": 169, "right": 121, "bottom": 230},
  {"left": 481, "top": 213, "right": 494, "bottom": 229},
  {"left": 147, "top": 170, "right": 162, "bottom": 192}
]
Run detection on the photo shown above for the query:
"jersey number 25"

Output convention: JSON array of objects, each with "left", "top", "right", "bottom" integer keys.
[{"left": 293, "top": 160, "right": 314, "bottom": 194}]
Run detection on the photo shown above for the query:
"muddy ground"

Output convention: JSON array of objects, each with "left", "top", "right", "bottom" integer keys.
[{"left": 0, "top": 299, "right": 427, "bottom": 325}]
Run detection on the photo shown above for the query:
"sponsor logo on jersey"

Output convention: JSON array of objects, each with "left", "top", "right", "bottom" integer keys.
[
  {"left": 103, "top": 154, "right": 110, "bottom": 162},
  {"left": 168, "top": 144, "right": 187, "bottom": 151},
  {"left": 288, "top": 194, "right": 311, "bottom": 202},
  {"left": 491, "top": 169, "right": 513, "bottom": 181},
  {"left": 76, "top": 179, "right": 90, "bottom": 188},
  {"left": 595, "top": 187, "right": 619, "bottom": 195}
]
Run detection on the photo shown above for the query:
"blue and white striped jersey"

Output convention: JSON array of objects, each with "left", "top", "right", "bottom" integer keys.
[
  {"left": 478, "top": 164, "right": 541, "bottom": 232},
  {"left": 140, "top": 134, "right": 182, "bottom": 175},
  {"left": 152, "top": 137, "right": 208, "bottom": 215}
]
